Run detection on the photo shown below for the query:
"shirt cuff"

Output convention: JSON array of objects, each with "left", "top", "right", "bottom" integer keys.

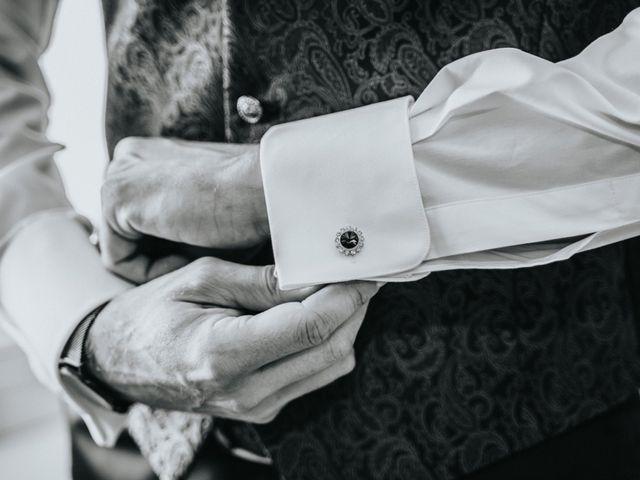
[
  {"left": 0, "top": 210, "right": 132, "bottom": 446},
  {"left": 260, "top": 96, "right": 430, "bottom": 289},
  {"left": 60, "top": 365, "right": 129, "bottom": 447}
]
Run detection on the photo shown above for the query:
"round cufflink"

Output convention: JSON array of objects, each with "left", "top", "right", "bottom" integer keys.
[{"left": 335, "top": 226, "right": 364, "bottom": 256}]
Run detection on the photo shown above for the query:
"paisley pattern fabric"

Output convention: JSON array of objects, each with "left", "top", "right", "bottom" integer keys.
[
  {"left": 257, "top": 248, "right": 640, "bottom": 480},
  {"left": 103, "top": 0, "right": 226, "bottom": 155},
  {"left": 101, "top": 1, "right": 640, "bottom": 479}
]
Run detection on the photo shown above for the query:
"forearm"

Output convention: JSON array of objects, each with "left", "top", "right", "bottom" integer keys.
[
  {"left": 260, "top": 7, "right": 640, "bottom": 289},
  {"left": 0, "top": 0, "right": 132, "bottom": 446}
]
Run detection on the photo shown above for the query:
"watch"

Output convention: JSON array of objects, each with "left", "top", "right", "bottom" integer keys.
[{"left": 59, "top": 304, "right": 132, "bottom": 413}]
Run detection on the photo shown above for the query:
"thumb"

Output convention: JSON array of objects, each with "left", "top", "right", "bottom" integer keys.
[{"left": 176, "top": 257, "right": 318, "bottom": 311}]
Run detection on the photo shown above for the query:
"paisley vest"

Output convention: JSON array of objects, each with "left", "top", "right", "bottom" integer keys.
[{"left": 102, "top": 1, "right": 640, "bottom": 478}]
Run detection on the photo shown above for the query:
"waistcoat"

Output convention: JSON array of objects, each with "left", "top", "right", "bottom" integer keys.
[{"left": 102, "top": 1, "right": 640, "bottom": 478}]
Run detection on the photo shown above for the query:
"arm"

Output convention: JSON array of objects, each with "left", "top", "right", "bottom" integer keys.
[
  {"left": 0, "top": 2, "right": 372, "bottom": 460},
  {"left": 0, "top": 0, "right": 132, "bottom": 444},
  {"left": 260, "top": 8, "right": 640, "bottom": 288},
  {"left": 100, "top": 8, "right": 640, "bottom": 290}
]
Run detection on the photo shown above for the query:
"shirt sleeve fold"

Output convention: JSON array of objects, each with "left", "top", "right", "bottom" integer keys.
[{"left": 260, "top": 7, "right": 640, "bottom": 288}]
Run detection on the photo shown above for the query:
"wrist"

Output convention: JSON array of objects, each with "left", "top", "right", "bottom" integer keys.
[
  {"left": 60, "top": 302, "right": 133, "bottom": 413},
  {"left": 82, "top": 300, "right": 135, "bottom": 409}
]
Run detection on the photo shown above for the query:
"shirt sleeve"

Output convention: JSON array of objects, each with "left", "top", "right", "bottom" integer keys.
[
  {"left": 260, "top": 7, "right": 640, "bottom": 290},
  {"left": 0, "top": 0, "right": 131, "bottom": 446}
]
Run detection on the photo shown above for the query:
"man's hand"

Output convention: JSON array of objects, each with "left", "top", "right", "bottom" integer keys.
[
  {"left": 100, "top": 137, "right": 269, "bottom": 283},
  {"left": 84, "top": 257, "right": 379, "bottom": 424}
]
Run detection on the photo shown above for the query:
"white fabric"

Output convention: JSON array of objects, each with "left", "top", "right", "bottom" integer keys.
[
  {"left": 261, "top": 97, "right": 429, "bottom": 288},
  {"left": 0, "top": 0, "right": 131, "bottom": 447},
  {"left": 262, "top": 8, "right": 640, "bottom": 289}
]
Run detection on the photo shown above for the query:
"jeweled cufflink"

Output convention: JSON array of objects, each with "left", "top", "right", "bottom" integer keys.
[{"left": 335, "top": 226, "right": 364, "bottom": 256}]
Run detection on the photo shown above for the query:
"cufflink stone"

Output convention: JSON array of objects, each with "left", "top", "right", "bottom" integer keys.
[{"left": 335, "top": 226, "right": 364, "bottom": 256}]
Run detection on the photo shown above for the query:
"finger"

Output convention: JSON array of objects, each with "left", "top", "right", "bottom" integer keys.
[
  {"left": 243, "top": 281, "right": 380, "bottom": 367},
  {"left": 100, "top": 222, "right": 143, "bottom": 282},
  {"left": 115, "top": 137, "right": 257, "bottom": 162},
  {"left": 175, "top": 257, "right": 319, "bottom": 311},
  {"left": 244, "top": 352, "right": 357, "bottom": 424},
  {"left": 173, "top": 140, "right": 258, "bottom": 156},
  {"left": 100, "top": 222, "right": 190, "bottom": 283},
  {"left": 244, "top": 303, "right": 367, "bottom": 399}
]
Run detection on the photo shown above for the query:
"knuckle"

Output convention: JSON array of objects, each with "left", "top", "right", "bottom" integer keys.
[
  {"left": 180, "top": 258, "right": 224, "bottom": 296},
  {"left": 297, "top": 309, "right": 333, "bottom": 347},
  {"left": 325, "top": 338, "right": 353, "bottom": 364},
  {"left": 251, "top": 411, "right": 279, "bottom": 424},
  {"left": 349, "top": 285, "right": 369, "bottom": 310},
  {"left": 193, "top": 256, "right": 217, "bottom": 270},
  {"left": 100, "top": 248, "right": 122, "bottom": 273},
  {"left": 342, "top": 352, "right": 357, "bottom": 374},
  {"left": 188, "top": 257, "right": 217, "bottom": 280},
  {"left": 218, "top": 397, "right": 243, "bottom": 416},
  {"left": 99, "top": 246, "right": 116, "bottom": 271},
  {"left": 265, "top": 410, "right": 280, "bottom": 423},
  {"left": 232, "top": 398, "right": 250, "bottom": 415},
  {"left": 208, "top": 370, "right": 227, "bottom": 391},
  {"left": 204, "top": 365, "right": 229, "bottom": 392},
  {"left": 109, "top": 137, "right": 148, "bottom": 181},
  {"left": 113, "top": 136, "right": 142, "bottom": 158},
  {"left": 224, "top": 396, "right": 256, "bottom": 416},
  {"left": 100, "top": 249, "right": 140, "bottom": 282},
  {"left": 100, "top": 177, "right": 136, "bottom": 231},
  {"left": 259, "top": 265, "right": 280, "bottom": 300},
  {"left": 185, "top": 388, "right": 210, "bottom": 413},
  {"left": 250, "top": 416, "right": 269, "bottom": 425},
  {"left": 201, "top": 355, "right": 248, "bottom": 400},
  {"left": 100, "top": 177, "right": 121, "bottom": 212}
]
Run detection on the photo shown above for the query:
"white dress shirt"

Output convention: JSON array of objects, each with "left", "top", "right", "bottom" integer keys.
[
  {"left": 261, "top": 8, "right": 640, "bottom": 289},
  {"left": 2, "top": 0, "right": 640, "bottom": 450},
  {"left": 0, "top": 0, "right": 130, "bottom": 446}
]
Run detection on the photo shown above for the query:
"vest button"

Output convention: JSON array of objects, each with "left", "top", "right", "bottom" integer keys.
[{"left": 236, "top": 95, "right": 263, "bottom": 124}]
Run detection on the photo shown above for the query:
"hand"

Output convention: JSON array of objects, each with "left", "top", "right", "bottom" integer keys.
[
  {"left": 84, "top": 257, "right": 379, "bottom": 423},
  {"left": 100, "top": 136, "right": 269, "bottom": 283}
]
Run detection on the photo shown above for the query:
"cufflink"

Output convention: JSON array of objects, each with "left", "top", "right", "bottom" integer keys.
[{"left": 335, "top": 226, "right": 364, "bottom": 256}]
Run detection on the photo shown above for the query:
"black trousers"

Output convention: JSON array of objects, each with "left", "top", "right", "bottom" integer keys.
[{"left": 70, "top": 395, "right": 640, "bottom": 480}]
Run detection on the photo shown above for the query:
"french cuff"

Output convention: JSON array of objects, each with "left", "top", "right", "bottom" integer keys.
[
  {"left": 261, "top": 96, "right": 430, "bottom": 289},
  {"left": 60, "top": 366, "right": 129, "bottom": 447},
  {"left": 0, "top": 210, "right": 132, "bottom": 446}
]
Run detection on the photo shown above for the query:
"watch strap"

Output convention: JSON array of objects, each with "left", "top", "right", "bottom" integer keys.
[
  {"left": 61, "top": 305, "right": 102, "bottom": 368},
  {"left": 60, "top": 303, "right": 132, "bottom": 413}
]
